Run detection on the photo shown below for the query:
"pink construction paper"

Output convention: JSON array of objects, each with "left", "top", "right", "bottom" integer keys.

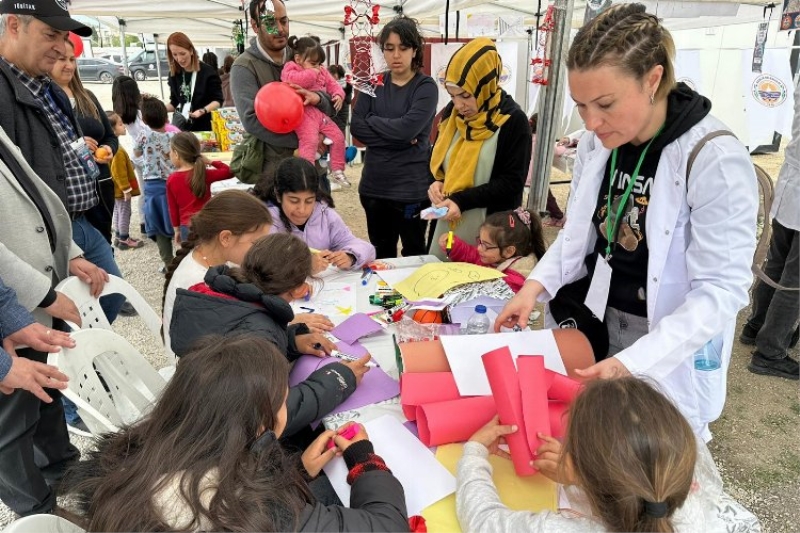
[
  {"left": 545, "top": 369, "right": 582, "bottom": 403},
  {"left": 331, "top": 313, "right": 383, "bottom": 344},
  {"left": 416, "top": 396, "right": 496, "bottom": 447},
  {"left": 549, "top": 401, "right": 569, "bottom": 439},
  {"left": 288, "top": 355, "right": 399, "bottom": 427},
  {"left": 517, "top": 356, "right": 551, "bottom": 467},
  {"left": 399, "top": 372, "right": 461, "bottom": 421},
  {"left": 482, "top": 346, "right": 536, "bottom": 476}
]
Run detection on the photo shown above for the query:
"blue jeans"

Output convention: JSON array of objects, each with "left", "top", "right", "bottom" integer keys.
[{"left": 71, "top": 215, "right": 124, "bottom": 323}]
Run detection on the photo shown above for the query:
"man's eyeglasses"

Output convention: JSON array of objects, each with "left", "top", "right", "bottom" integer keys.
[{"left": 475, "top": 238, "right": 500, "bottom": 251}]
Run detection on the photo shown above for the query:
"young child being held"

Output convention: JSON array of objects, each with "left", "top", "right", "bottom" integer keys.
[
  {"left": 280, "top": 35, "right": 350, "bottom": 189},
  {"left": 457, "top": 377, "right": 760, "bottom": 532},
  {"left": 62, "top": 335, "right": 409, "bottom": 532},
  {"left": 106, "top": 111, "right": 144, "bottom": 250},
  {"left": 253, "top": 157, "right": 375, "bottom": 273},
  {"left": 167, "top": 132, "right": 233, "bottom": 243},
  {"left": 134, "top": 95, "right": 177, "bottom": 270},
  {"left": 438, "top": 207, "right": 546, "bottom": 292}
]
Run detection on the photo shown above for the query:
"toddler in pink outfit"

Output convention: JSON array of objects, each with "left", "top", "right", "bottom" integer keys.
[{"left": 281, "top": 35, "right": 349, "bottom": 188}]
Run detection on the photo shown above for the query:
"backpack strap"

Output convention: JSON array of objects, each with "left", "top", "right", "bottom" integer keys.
[{"left": 686, "top": 130, "right": 798, "bottom": 291}]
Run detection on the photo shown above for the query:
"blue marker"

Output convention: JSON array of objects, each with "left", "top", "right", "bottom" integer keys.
[{"left": 361, "top": 269, "right": 374, "bottom": 286}]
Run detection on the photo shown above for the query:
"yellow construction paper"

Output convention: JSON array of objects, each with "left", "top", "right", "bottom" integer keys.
[
  {"left": 422, "top": 444, "right": 557, "bottom": 532},
  {"left": 392, "top": 263, "right": 504, "bottom": 300}
]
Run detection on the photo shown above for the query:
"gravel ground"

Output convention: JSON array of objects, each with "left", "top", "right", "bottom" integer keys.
[{"left": 0, "top": 79, "right": 796, "bottom": 531}]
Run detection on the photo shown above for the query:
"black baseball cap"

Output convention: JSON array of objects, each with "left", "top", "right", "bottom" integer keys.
[{"left": 0, "top": 0, "right": 92, "bottom": 37}]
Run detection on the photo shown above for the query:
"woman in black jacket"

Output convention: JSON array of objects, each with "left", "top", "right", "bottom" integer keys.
[
  {"left": 62, "top": 335, "right": 409, "bottom": 532},
  {"left": 51, "top": 38, "right": 118, "bottom": 243},
  {"left": 165, "top": 32, "right": 224, "bottom": 132}
]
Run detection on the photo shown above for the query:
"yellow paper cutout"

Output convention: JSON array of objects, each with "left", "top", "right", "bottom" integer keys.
[
  {"left": 335, "top": 306, "right": 353, "bottom": 316},
  {"left": 422, "top": 444, "right": 557, "bottom": 532},
  {"left": 392, "top": 263, "right": 504, "bottom": 300}
]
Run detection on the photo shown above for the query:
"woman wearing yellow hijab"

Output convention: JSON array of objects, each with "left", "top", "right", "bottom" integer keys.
[{"left": 428, "top": 38, "right": 532, "bottom": 260}]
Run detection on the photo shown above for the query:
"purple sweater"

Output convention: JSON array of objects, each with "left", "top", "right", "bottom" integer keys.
[{"left": 267, "top": 201, "right": 376, "bottom": 269}]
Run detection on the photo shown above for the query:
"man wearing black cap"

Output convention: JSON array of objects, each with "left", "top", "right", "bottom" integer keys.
[{"left": 0, "top": 0, "right": 113, "bottom": 519}]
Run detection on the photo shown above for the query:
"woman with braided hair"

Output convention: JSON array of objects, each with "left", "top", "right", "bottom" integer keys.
[
  {"left": 428, "top": 37, "right": 532, "bottom": 261},
  {"left": 496, "top": 3, "right": 758, "bottom": 441}
]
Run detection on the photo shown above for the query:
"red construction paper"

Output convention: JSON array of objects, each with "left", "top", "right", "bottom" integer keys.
[
  {"left": 400, "top": 372, "right": 461, "bottom": 421},
  {"left": 416, "top": 396, "right": 496, "bottom": 447},
  {"left": 517, "top": 356, "right": 551, "bottom": 466},
  {"left": 399, "top": 340, "right": 451, "bottom": 373},
  {"left": 544, "top": 369, "right": 582, "bottom": 404},
  {"left": 482, "top": 346, "right": 536, "bottom": 476},
  {"left": 549, "top": 401, "right": 569, "bottom": 439}
]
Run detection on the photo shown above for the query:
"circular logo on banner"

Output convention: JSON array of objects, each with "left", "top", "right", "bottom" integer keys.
[
  {"left": 498, "top": 63, "right": 511, "bottom": 86},
  {"left": 436, "top": 65, "right": 447, "bottom": 88},
  {"left": 752, "top": 74, "right": 787, "bottom": 108},
  {"left": 677, "top": 77, "right": 697, "bottom": 91},
  {"left": 588, "top": 0, "right": 605, "bottom": 10}
]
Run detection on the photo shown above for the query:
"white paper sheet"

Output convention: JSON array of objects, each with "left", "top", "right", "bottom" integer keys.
[
  {"left": 440, "top": 330, "right": 566, "bottom": 396},
  {"left": 322, "top": 415, "right": 456, "bottom": 516},
  {"left": 291, "top": 281, "right": 357, "bottom": 321}
]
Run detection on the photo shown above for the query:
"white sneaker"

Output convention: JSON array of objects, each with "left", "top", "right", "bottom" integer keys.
[
  {"left": 319, "top": 158, "right": 329, "bottom": 168},
  {"left": 331, "top": 170, "right": 351, "bottom": 188},
  {"left": 323, "top": 137, "right": 334, "bottom": 146},
  {"left": 330, "top": 181, "right": 342, "bottom": 192}
]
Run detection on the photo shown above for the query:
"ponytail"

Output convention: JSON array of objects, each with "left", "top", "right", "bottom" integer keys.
[
  {"left": 170, "top": 132, "right": 207, "bottom": 198},
  {"left": 190, "top": 156, "right": 208, "bottom": 199}
]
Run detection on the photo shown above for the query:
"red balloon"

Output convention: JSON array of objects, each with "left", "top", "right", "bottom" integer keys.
[
  {"left": 68, "top": 32, "right": 84, "bottom": 57},
  {"left": 254, "top": 82, "right": 304, "bottom": 134}
]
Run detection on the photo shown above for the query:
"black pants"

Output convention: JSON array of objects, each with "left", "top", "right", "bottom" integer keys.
[
  {"left": 360, "top": 196, "right": 430, "bottom": 259},
  {"left": 0, "top": 348, "right": 80, "bottom": 516}
]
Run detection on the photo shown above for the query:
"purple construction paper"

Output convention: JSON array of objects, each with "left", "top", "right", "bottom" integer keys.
[
  {"left": 331, "top": 313, "right": 384, "bottom": 344},
  {"left": 335, "top": 339, "right": 369, "bottom": 358},
  {"left": 288, "top": 355, "right": 400, "bottom": 426}
]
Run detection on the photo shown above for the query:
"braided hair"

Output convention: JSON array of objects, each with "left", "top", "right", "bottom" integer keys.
[{"left": 567, "top": 3, "right": 676, "bottom": 101}]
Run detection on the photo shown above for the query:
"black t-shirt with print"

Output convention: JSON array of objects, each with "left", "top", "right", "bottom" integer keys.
[{"left": 585, "top": 82, "right": 712, "bottom": 318}]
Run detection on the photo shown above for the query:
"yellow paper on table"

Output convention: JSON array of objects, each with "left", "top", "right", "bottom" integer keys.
[
  {"left": 422, "top": 444, "right": 557, "bottom": 533},
  {"left": 393, "top": 263, "right": 504, "bottom": 300}
]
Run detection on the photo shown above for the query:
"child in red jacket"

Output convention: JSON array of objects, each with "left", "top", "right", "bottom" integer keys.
[
  {"left": 438, "top": 208, "right": 546, "bottom": 292},
  {"left": 167, "top": 132, "right": 232, "bottom": 243}
]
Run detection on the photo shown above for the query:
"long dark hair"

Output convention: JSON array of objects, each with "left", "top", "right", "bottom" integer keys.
[
  {"left": 170, "top": 132, "right": 206, "bottom": 198},
  {"left": 228, "top": 233, "right": 311, "bottom": 296},
  {"left": 111, "top": 75, "right": 141, "bottom": 125},
  {"left": 163, "top": 190, "right": 272, "bottom": 308},
  {"left": 252, "top": 157, "right": 334, "bottom": 232},
  {"left": 378, "top": 16, "right": 425, "bottom": 72},
  {"left": 61, "top": 335, "right": 313, "bottom": 532},
  {"left": 483, "top": 208, "right": 547, "bottom": 260}
]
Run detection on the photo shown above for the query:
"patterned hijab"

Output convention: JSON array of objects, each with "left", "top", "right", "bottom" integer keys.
[{"left": 430, "top": 38, "right": 512, "bottom": 195}]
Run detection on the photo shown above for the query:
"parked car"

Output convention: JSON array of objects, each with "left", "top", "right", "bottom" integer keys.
[
  {"left": 98, "top": 52, "right": 125, "bottom": 64},
  {"left": 77, "top": 57, "right": 125, "bottom": 83},
  {"left": 128, "top": 49, "right": 170, "bottom": 81}
]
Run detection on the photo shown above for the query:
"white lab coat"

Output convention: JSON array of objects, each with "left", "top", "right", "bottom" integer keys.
[{"left": 531, "top": 115, "right": 758, "bottom": 441}]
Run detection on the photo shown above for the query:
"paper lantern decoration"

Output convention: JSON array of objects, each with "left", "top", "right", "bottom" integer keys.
[
  {"left": 68, "top": 32, "right": 84, "bottom": 57},
  {"left": 254, "top": 82, "right": 304, "bottom": 134}
]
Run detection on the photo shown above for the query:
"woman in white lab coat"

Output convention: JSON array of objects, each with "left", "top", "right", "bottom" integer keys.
[{"left": 496, "top": 3, "right": 758, "bottom": 441}]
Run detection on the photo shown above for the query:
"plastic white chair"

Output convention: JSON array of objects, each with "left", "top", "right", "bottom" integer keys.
[
  {"left": 48, "top": 329, "right": 167, "bottom": 435},
  {"left": 54, "top": 275, "right": 162, "bottom": 342},
  {"left": 1, "top": 514, "right": 85, "bottom": 533}
]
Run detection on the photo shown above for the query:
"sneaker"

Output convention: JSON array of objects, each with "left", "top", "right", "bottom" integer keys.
[
  {"left": 323, "top": 137, "right": 334, "bottom": 146},
  {"left": 748, "top": 352, "right": 799, "bottom": 380},
  {"left": 66, "top": 417, "right": 92, "bottom": 437},
  {"left": 331, "top": 170, "right": 351, "bottom": 188},
  {"left": 118, "top": 301, "right": 137, "bottom": 317},
  {"left": 116, "top": 237, "right": 145, "bottom": 250},
  {"left": 740, "top": 324, "right": 799, "bottom": 348},
  {"left": 329, "top": 181, "right": 342, "bottom": 192}
]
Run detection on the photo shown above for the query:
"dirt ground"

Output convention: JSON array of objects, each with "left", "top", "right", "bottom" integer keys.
[{"left": 334, "top": 149, "right": 799, "bottom": 533}]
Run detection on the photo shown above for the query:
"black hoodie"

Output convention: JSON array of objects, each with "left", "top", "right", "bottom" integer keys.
[{"left": 588, "top": 83, "right": 712, "bottom": 317}]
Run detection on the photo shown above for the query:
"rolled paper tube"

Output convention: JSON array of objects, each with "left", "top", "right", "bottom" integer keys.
[
  {"left": 416, "top": 396, "right": 497, "bottom": 447},
  {"left": 517, "top": 356, "right": 551, "bottom": 468},
  {"left": 399, "top": 340, "right": 451, "bottom": 373},
  {"left": 544, "top": 369, "right": 583, "bottom": 404},
  {"left": 549, "top": 401, "right": 569, "bottom": 439},
  {"left": 400, "top": 372, "right": 462, "bottom": 421},
  {"left": 482, "top": 346, "right": 536, "bottom": 476}
]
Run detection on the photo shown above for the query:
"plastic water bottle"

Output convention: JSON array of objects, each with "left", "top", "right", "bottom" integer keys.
[
  {"left": 466, "top": 305, "right": 491, "bottom": 335},
  {"left": 694, "top": 341, "right": 721, "bottom": 371}
]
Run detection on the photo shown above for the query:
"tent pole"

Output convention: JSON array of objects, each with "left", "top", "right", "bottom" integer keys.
[
  {"left": 119, "top": 19, "right": 129, "bottom": 77},
  {"left": 153, "top": 35, "right": 165, "bottom": 100},
  {"left": 527, "top": 0, "right": 574, "bottom": 215}
]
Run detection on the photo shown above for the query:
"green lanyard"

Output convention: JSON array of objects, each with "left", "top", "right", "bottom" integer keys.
[{"left": 604, "top": 126, "right": 664, "bottom": 259}]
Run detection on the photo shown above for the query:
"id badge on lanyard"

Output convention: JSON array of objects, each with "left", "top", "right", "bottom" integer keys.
[{"left": 70, "top": 137, "right": 100, "bottom": 180}]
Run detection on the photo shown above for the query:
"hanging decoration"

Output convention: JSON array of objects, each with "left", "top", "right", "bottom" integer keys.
[
  {"left": 530, "top": 6, "right": 554, "bottom": 86},
  {"left": 344, "top": 0, "right": 382, "bottom": 97},
  {"left": 232, "top": 19, "right": 245, "bottom": 54}
]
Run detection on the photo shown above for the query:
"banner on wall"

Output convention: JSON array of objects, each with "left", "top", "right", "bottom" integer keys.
[
  {"left": 751, "top": 21, "right": 769, "bottom": 72},
  {"left": 467, "top": 13, "right": 496, "bottom": 37},
  {"left": 780, "top": 0, "right": 800, "bottom": 30},
  {"left": 430, "top": 43, "right": 465, "bottom": 112},
  {"left": 675, "top": 50, "right": 704, "bottom": 96},
  {"left": 495, "top": 41, "right": 519, "bottom": 101},
  {"left": 742, "top": 48, "right": 795, "bottom": 145}
]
